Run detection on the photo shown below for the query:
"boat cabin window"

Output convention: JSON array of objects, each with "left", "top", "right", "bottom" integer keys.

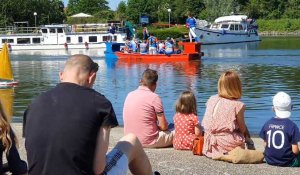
[
  {"left": 239, "top": 25, "right": 243, "bottom": 30},
  {"left": 42, "top": 29, "right": 48, "bottom": 33},
  {"left": 32, "top": 38, "right": 41, "bottom": 43},
  {"left": 78, "top": 37, "right": 83, "bottom": 43},
  {"left": 50, "top": 28, "right": 56, "bottom": 33},
  {"left": 230, "top": 25, "right": 234, "bottom": 30},
  {"left": 17, "top": 38, "right": 30, "bottom": 44},
  {"left": 66, "top": 37, "right": 71, "bottom": 43},
  {"left": 211, "top": 24, "right": 219, "bottom": 29},
  {"left": 2, "top": 39, "right": 14, "bottom": 43},
  {"left": 221, "top": 24, "right": 229, "bottom": 29},
  {"left": 234, "top": 24, "right": 239, "bottom": 31},
  {"left": 57, "top": 28, "right": 63, "bottom": 33},
  {"left": 89, "top": 36, "right": 97, "bottom": 42}
]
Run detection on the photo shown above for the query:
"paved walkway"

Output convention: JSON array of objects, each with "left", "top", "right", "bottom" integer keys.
[{"left": 12, "top": 124, "right": 300, "bottom": 175}]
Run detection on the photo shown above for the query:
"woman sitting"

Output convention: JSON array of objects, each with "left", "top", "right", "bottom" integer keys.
[
  {"left": 202, "top": 70, "right": 255, "bottom": 158},
  {"left": 0, "top": 100, "right": 27, "bottom": 174}
]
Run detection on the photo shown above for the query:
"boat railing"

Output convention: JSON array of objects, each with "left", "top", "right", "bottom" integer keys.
[
  {"left": 0, "top": 26, "right": 40, "bottom": 35},
  {"left": 69, "top": 23, "right": 126, "bottom": 34}
]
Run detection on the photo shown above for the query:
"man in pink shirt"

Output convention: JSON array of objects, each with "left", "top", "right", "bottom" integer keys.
[{"left": 123, "top": 69, "right": 174, "bottom": 148}]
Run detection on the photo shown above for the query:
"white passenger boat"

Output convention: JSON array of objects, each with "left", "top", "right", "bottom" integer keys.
[
  {"left": 195, "top": 15, "right": 260, "bottom": 44},
  {"left": 0, "top": 23, "right": 127, "bottom": 51}
]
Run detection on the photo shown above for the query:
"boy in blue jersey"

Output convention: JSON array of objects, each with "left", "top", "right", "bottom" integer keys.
[
  {"left": 147, "top": 33, "right": 158, "bottom": 54},
  {"left": 260, "top": 92, "right": 300, "bottom": 167},
  {"left": 186, "top": 13, "right": 200, "bottom": 42}
]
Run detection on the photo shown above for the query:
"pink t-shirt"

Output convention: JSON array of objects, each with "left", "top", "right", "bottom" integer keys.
[
  {"left": 123, "top": 86, "right": 164, "bottom": 145},
  {"left": 202, "top": 95, "right": 245, "bottom": 158},
  {"left": 173, "top": 113, "right": 199, "bottom": 150}
]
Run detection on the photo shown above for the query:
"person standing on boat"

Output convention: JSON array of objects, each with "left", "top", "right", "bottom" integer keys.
[
  {"left": 109, "top": 23, "right": 116, "bottom": 41},
  {"left": 147, "top": 33, "right": 158, "bottom": 54},
  {"left": 142, "top": 27, "right": 149, "bottom": 40},
  {"left": 186, "top": 13, "right": 200, "bottom": 42}
]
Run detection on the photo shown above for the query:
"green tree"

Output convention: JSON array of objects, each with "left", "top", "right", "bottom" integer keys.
[
  {"left": 115, "top": 1, "right": 127, "bottom": 21},
  {"left": 67, "top": 0, "right": 109, "bottom": 15},
  {"left": 203, "top": 0, "right": 240, "bottom": 21},
  {"left": 169, "top": 0, "right": 205, "bottom": 23},
  {"left": 283, "top": 0, "right": 300, "bottom": 19},
  {"left": 0, "top": 0, "right": 65, "bottom": 27}
]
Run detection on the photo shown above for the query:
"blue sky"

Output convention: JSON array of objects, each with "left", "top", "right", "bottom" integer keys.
[{"left": 63, "top": 0, "right": 127, "bottom": 10}]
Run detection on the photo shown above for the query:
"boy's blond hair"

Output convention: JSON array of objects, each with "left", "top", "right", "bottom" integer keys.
[{"left": 218, "top": 70, "right": 242, "bottom": 100}]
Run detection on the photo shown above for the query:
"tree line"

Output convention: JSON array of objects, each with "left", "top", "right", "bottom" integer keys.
[
  {"left": 0, "top": 0, "right": 299, "bottom": 27},
  {"left": 119, "top": 0, "right": 300, "bottom": 24}
]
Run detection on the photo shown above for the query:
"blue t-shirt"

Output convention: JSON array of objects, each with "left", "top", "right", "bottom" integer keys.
[
  {"left": 186, "top": 17, "right": 196, "bottom": 28},
  {"left": 129, "top": 40, "right": 137, "bottom": 52},
  {"left": 148, "top": 36, "right": 157, "bottom": 47},
  {"left": 259, "top": 117, "right": 300, "bottom": 166}
]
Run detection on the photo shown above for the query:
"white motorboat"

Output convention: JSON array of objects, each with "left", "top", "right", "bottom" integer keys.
[
  {"left": 195, "top": 15, "right": 260, "bottom": 44},
  {"left": 0, "top": 23, "right": 127, "bottom": 51}
]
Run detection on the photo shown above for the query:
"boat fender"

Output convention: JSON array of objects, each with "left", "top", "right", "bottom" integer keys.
[
  {"left": 64, "top": 43, "right": 68, "bottom": 50},
  {"left": 221, "top": 29, "right": 225, "bottom": 35},
  {"left": 7, "top": 43, "right": 12, "bottom": 51},
  {"left": 85, "top": 42, "right": 89, "bottom": 49}
]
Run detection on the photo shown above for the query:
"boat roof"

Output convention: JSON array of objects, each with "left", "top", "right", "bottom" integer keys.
[
  {"left": 43, "top": 24, "right": 68, "bottom": 28},
  {"left": 215, "top": 15, "right": 248, "bottom": 23}
]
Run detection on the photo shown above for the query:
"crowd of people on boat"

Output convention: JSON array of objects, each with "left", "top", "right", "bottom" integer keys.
[
  {"left": 1, "top": 54, "right": 300, "bottom": 174},
  {"left": 122, "top": 32, "right": 178, "bottom": 55}
]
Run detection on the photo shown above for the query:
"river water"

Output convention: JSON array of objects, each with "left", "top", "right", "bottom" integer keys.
[{"left": 6, "top": 37, "right": 300, "bottom": 134}]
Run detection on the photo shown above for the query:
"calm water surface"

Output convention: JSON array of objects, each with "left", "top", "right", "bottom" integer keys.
[{"left": 7, "top": 37, "right": 300, "bottom": 134}]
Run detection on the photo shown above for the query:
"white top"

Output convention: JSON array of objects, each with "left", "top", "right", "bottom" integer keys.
[{"left": 215, "top": 15, "right": 248, "bottom": 23}]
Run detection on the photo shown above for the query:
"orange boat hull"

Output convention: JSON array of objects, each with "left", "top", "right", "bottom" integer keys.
[
  {"left": 115, "top": 42, "right": 203, "bottom": 62},
  {"left": 115, "top": 52, "right": 201, "bottom": 62}
]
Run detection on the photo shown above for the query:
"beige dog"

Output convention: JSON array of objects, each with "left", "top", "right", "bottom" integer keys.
[{"left": 213, "top": 147, "right": 264, "bottom": 164}]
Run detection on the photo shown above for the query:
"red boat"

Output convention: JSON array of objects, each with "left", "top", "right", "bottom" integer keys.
[{"left": 115, "top": 42, "right": 203, "bottom": 62}]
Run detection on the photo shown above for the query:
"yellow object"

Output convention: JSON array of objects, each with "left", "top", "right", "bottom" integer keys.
[
  {"left": 0, "top": 43, "right": 14, "bottom": 81},
  {"left": 0, "top": 88, "right": 14, "bottom": 122}
]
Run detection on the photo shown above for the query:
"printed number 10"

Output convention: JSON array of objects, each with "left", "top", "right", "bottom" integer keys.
[{"left": 266, "top": 130, "right": 285, "bottom": 149}]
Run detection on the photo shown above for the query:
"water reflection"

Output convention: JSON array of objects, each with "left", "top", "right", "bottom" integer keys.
[
  {"left": 202, "top": 42, "right": 260, "bottom": 58},
  {"left": 0, "top": 88, "right": 14, "bottom": 122},
  {"left": 8, "top": 37, "right": 300, "bottom": 134}
]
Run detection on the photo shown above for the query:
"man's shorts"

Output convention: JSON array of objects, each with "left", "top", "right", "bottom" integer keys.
[
  {"left": 102, "top": 148, "right": 128, "bottom": 175},
  {"left": 145, "top": 130, "right": 174, "bottom": 148},
  {"left": 148, "top": 47, "right": 157, "bottom": 54}
]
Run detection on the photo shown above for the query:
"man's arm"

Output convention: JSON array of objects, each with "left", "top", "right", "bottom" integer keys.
[
  {"left": 93, "top": 126, "right": 110, "bottom": 174},
  {"left": 157, "top": 113, "right": 168, "bottom": 131}
]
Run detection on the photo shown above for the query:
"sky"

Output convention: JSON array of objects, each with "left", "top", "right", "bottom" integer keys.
[{"left": 63, "top": 0, "right": 127, "bottom": 11}]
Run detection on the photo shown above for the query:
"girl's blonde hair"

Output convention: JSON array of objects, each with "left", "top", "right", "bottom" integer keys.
[
  {"left": 175, "top": 91, "right": 197, "bottom": 115},
  {"left": 0, "top": 101, "right": 13, "bottom": 154},
  {"left": 218, "top": 70, "right": 242, "bottom": 100}
]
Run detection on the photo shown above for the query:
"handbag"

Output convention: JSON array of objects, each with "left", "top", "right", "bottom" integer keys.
[{"left": 192, "top": 136, "right": 204, "bottom": 156}]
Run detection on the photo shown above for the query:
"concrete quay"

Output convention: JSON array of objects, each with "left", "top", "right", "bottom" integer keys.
[{"left": 11, "top": 124, "right": 300, "bottom": 175}]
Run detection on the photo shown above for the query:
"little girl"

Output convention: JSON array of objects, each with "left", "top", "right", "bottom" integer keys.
[
  {"left": 0, "top": 100, "right": 27, "bottom": 174},
  {"left": 173, "top": 91, "right": 201, "bottom": 150}
]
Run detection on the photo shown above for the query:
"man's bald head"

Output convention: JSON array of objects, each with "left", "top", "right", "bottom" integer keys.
[
  {"left": 60, "top": 54, "right": 99, "bottom": 87},
  {"left": 64, "top": 54, "right": 98, "bottom": 73}
]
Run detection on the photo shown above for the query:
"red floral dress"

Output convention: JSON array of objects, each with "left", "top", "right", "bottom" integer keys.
[{"left": 173, "top": 113, "right": 199, "bottom": 150}]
